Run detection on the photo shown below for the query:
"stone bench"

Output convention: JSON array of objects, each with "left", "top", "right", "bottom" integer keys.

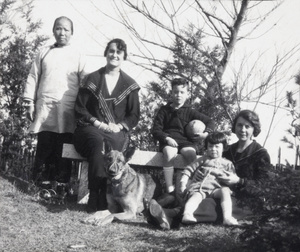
[{"left": 62, "top": 143, "right": 200, "bottom": 204}]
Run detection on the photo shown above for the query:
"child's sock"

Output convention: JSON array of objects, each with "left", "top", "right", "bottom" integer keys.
[
  {"left": 221, "top": 201, "right": 232, "bottom": 220},
  {"left": 221, "top": 201, "right": 238, "bottom": 225},
  {"left": 163, "top": 166, "right": 174, "bottom": 193}
]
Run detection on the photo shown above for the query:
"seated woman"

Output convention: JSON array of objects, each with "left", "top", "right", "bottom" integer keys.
[
  {"left": 73, "top": 38, "right": 140, "bottom": 213},
  {"left": 222, "top": 109, "right": 271, "bottom": 192},
  {"left": 148, "top": 109, "right": 272, "bottom": 229}
]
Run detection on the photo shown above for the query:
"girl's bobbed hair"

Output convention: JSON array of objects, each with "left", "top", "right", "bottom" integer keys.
[
  {"left": 232, "top": 110, "right": 261, "bottom": 137},
  {"left": 104, "top": 38, "right": 127, "bottom": 60},
  {"left": 204, "top": 132, "right": 228, "bottom": 150}
]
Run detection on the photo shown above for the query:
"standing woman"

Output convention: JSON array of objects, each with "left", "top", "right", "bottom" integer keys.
[
  {"left": 23, "top": 16, "right": 87, "bottom": 184},
  {"left": 73, "top": 38, "right": 140, "bottom": 213}
]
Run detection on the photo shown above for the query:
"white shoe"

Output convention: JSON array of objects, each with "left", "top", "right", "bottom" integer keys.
[
  {"left": 223, "top": 216, "right": 239, "bottom": 226},
  {"left": 182, "top": 213, "right": 197, "bottom": 224}
]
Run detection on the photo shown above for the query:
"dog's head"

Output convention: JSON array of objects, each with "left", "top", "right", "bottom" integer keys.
[{"left": 104, "top": 146, "right": 135, "bottom": 180}]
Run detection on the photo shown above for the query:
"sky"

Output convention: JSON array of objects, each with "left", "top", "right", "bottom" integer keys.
[{"left": 10, "top": 0, "right": 300, "bottom": 165}]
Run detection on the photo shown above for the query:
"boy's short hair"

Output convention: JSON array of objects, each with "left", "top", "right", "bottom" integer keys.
[
  {"left": 204, "top": 132, "right": 228, "bottom": 149},
  {"left": 171, "top": 78, "right": 188, "bottom": 89}
]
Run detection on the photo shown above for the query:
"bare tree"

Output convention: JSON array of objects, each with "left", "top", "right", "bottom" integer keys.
[
  {"left": 88, "top": 0, "right": 300, "bottom": 153},
  {"left": 230, "top": 44, "right": 300, "bottom": 147},
  {"left": 107, "top": 0, "right": 283, "bottom": 121},
  {"left": 281, "top": 73, "right": 300, "bottom": 167}
]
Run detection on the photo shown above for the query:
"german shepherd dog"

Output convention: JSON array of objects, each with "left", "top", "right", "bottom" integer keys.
[{"left": 83, "top": 147, "right": 160, "bottom": 226}]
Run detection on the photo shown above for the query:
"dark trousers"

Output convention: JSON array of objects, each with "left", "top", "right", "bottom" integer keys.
[
  {"left": 32, "top": 131, "right": 73, "bottom": 183},
  {"left": 73, "top": 125, "right": 128, "bottom": 190}
]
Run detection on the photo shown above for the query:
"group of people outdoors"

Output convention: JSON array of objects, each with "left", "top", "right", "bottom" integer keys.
[{"left": 23, "top": 16, "right": 272, "bottom": 229}]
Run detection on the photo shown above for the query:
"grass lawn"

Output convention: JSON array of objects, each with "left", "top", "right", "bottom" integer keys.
[{"left": 0, "top": 174, "right": 252, "bottom": 252}]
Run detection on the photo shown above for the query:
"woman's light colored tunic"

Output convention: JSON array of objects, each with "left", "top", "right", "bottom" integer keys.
[{"left": 24, "top": 44, "right": 86, "bottom": 134}]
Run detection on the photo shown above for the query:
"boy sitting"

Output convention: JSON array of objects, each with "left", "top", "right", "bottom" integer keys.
[{"left": 152, "top": 77, "right": 215, "bottom": 195}]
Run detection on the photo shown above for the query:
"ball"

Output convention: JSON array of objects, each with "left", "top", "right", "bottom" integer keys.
[{"left": 185, "top": 120, "right": 206, "bottom": 138}]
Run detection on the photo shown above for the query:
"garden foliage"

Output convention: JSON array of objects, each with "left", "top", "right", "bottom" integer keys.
[
  {"left": 131, "top": 26, "right": 237, "bottom": 151},
  {"left": 0, "top": 1, "right": 299, "bottom": 251},
  {"left": 0, "top": 0, "right": 48, "bottom": 177},
  {"left": 238, "top": 168, "right": 300, "bottom": 251}
]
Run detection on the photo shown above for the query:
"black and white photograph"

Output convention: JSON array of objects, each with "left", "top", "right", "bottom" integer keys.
[{"left": 0, "top": 0, "right": 299, "bottom": 251}]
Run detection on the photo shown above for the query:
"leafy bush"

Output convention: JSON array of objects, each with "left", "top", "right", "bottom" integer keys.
[
  {"left": 0, "top": 0, "right": 48, "bottom": 178},
  {"left": 239, "top": 168, "right": 300, "bottom": 252}
]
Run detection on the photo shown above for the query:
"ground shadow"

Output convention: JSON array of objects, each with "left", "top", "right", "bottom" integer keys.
[{"left": 0, "top": 173, "right": 87, "bottom": 213}]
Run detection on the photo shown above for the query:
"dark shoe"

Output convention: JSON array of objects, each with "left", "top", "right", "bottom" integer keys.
[
  {"left": 149, "top": 199, "right": 171, "bottom": 230},
  {"left": 86, "top": 190, "right": 99, "bottom": 213},
  {"left": 143, "top": 198, "right": 157, "bottom": 226},
  {"left": 156, "top": 192, "right": 176, "bottom": 207}
]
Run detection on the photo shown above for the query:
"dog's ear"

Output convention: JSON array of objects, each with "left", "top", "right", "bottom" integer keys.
[{"left": 123, "top": 146, "right": 136, "bottom": 162}]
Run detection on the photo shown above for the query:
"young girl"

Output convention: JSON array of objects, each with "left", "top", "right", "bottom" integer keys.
[{"left": 180, "top": 132, "right": 238, "bottom": 225}]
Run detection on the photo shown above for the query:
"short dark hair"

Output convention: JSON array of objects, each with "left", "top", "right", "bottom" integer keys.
[
  {"left": 104, "top": 38, "right": 127, "bottom": 60},
  {"left": 52, "top": 16, "right": 73, "bottom": 35},
  {"left": 171, "top": 78, "right": 188, "bottom": 89},
  {"left": 204, "top": 132, "right": 228, "bottom": 149},
  {"left": 232, "top": 110, "right": 261, "bottom": 137}
]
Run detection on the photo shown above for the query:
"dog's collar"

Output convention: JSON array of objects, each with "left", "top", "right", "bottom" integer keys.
[
  {"left": 111, "top": 171, "right": 127, "bottom": 185},
  {"left": 111, "top": 176, "right": 123, "bottom": 185},
  {"left": 110, "top": 165, "right": 135, "bottom": 186}
]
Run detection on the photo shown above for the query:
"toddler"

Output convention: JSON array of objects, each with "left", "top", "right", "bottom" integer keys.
[{"left": 180, "top": 132, "right": 238, "bottom": 225}]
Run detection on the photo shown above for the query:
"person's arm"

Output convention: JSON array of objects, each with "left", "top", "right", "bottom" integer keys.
[
  {"left": 23, "top": 50, "right": 43, "bottom": 103},
  {"left": 179, "top": 174, "right": 189, "bottom": 193},
  {"left": 243, "top": 149, "right": 271, "bottom": 187},
  {"left": 23, "top": 50, "right": 44, "bottom": 121},
  {"left": 74, "top": 88, "right": 94, "bottom": 124},
  {"left": 192, "top": 110, "right": 216, "bottom": 134},
  {"left": 74, "top": 87, "right": 111, "bottom": 132},
  {"left": 217, "top": 161, "right": 241, "bottom": 188},
  {"left": 152, "top": 107, "right": 170, "bottom": 144},
  {"left": 180, "top": 158, "right": 204, "bottom": 192},
  {"left": 151, "top": 107, "right": 178, "bottom": 147},
  {"left": 119, "top": 89, "right": 140, "bottom": 131},
  {"left": 218, "top": 169, "right": 240, "bottom": 186},
  {"left": 188, "top": 110, "right": 216, "bottom": 142},
  {"left": 220, "top": 149, "right": 271, "bottom": 187}
]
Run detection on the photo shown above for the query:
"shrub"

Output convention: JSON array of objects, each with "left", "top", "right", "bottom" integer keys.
[
  {"left": 238, "top": 168, "right": 300, "bottom": 252},
  {"left": 0, "top": 0, "right": 47, "bottom": 178}
]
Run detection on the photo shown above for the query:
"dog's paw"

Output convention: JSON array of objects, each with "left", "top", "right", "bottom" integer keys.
[
  {"left": 82, "top": 210, "right": 111, "bottom": 225},
  {"left": 94, "top": 214, "right": 114, "bottom": 226}
]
